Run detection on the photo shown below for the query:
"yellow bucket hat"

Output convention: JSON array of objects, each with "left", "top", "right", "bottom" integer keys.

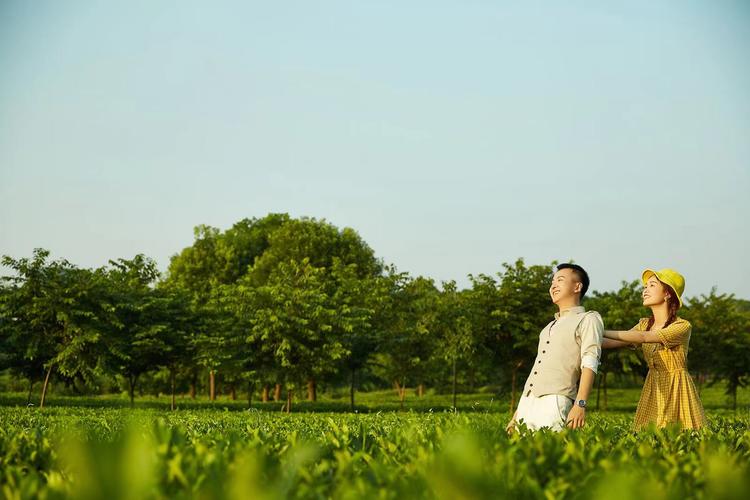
[{"left": 642, "top": 268, "right": 685, "bottom": 308}]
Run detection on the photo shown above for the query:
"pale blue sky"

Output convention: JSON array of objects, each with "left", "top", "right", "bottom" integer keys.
[{"left": 1, "top": 1, "right": 749, "bottom": 297}]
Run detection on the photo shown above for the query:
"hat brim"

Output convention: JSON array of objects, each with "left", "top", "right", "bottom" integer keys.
[{"left": 641, "top": 269, "right": 656, "bottom": 286}]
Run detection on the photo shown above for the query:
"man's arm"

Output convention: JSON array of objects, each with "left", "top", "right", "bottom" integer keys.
[
  {"left": 567, "top": 367, "right": 594, "bottom": 429},
  {"left": 568, "top": 312, "right": 603, "bottom": 429}
]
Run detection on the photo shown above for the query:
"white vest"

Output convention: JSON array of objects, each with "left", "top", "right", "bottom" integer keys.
[{"left": 521, "top": 309, "right": 602, "bottom": 400}]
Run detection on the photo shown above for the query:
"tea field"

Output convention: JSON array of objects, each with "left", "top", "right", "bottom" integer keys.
[{"left": 1, "top": 399, "right": 749, "bottom": 499}]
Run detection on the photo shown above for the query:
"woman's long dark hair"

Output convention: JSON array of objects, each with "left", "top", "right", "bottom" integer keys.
[{"left": 646, "top": 282, "right": 680, "bottom": 330}]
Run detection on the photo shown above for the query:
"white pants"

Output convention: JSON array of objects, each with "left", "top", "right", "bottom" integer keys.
[{"left": 515, "top": 393, "right": 574, "bottom": 432}]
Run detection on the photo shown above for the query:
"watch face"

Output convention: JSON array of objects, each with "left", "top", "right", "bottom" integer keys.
[{"left": 578, "top": 400, "right": 587, "bottom": 408}]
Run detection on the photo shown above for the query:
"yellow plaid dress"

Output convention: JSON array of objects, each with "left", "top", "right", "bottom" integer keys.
[{"left": 632, "top": 317, "right": 706, "bottom": 430}]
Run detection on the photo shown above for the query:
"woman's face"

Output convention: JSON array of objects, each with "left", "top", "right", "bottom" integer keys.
[{"left": 642, "top": 276, "right": 671, "bottom": 306}]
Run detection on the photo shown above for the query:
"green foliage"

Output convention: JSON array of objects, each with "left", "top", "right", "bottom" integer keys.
[
  {"left": 247, "top": 259, "right": 347, "bottom": 390},
  {"left": 1, "top": 249, "right": 114, "bottom": 397},
  {"left": 373, "top": 274, "right": 440, "bottom": 403},
  {"left": 103, "top": 255, "right": 192, "bottom": 403},
  {"left": 3, "top": 215, "right": 750, "bottom": 413},
  {"left": 246, "top": 217, "right": 381, "bottom": 287},
  {"left": 685, "top": 291, "right": 750, "bottom": 409},
  {"left": 0, "top": 407, "right": 748, "bottom": 499}
]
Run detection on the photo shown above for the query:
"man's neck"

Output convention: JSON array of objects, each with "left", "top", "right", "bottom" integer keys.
[{"left": 556, "top": 302, "right": 581, "bottom": 315}]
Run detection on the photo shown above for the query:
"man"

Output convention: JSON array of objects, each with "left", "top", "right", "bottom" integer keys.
[{"left": 506, "top": 263, "right": 603, "bottom": 432}]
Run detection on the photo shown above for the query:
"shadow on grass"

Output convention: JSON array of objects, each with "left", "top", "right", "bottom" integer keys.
[
  {"left": 2, "top": 384, "right": 745, "bottom": 414},
  {"left": 0, "top": 393, "right": 512, "bottom": 413}
]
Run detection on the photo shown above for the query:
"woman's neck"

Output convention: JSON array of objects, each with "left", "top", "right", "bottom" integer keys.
[{"left": 650, "top": 303, "right": 670, "bottom": 328}]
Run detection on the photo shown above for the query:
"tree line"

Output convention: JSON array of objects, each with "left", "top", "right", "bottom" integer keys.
[{"left": 1, "top": 213, "right": 748, "bottom": 411}]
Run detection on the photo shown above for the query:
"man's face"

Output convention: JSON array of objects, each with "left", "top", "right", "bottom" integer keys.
[{"left": 549, "top": 268, "right": 582, "bottom": 305}]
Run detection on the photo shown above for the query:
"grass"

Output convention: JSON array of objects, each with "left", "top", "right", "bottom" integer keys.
[
  {"left": 1, "top": 405, "right": 748, "bottom": 499},
  {"left": 1, "top": 384, "right": 749, "bottom": 499},
  {"left": 2, "top": 382, "right": 748, "bottom": 414}
]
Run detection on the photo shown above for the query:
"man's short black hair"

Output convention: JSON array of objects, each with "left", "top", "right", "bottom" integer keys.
[{"left": 556, "top": 263, "right": 590, "bottom": 299}]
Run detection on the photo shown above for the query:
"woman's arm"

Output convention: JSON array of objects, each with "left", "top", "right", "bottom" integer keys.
[
  {"left": 602, "top": 338, "right": 635, "bottom": 349},
  {"left": 603, "top": 329, "right": 660, "bottom": 344}
]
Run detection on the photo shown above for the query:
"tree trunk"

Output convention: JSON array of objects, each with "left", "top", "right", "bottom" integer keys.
[
  {"left": 262, "top": 385, "right": 269, "bottom": 403},
  {"left": 349, "top": 368, "right": 356, "bottom": 411},
  {"left": 398, "top": 380, "right": 406, "bottom": 410},
  {"left": 417, "top": 384, "right": 424, "bottom": 397},
  {"left": 189, "top": 372, "right": 197, "bottom": 399},
  {"left": 602, "top": 370, "right": 608, "bottom": 411},
  {"left": 307, "top": 379, "right": 316, "bottom": 401},
  {"left": 128, "top": 374, "right": 139, "bottom": 408},
  {"left": 209, "top": 370, "right": 216, "bottom": 401},
  {"left": 170, "top": 369, "right": 176, "bottom": 411},
  {"left": 595, "top": 370, "right": 602, "bottom": 411},
  {"left": 247, "top": 381, "right": 254, "bottom": 408},
  {"left": 509, "top": 360, "right": 523, "bottom": 414},
  {"left": 26, "top": 379, "right": 35, "bottom": 405},
  {"left": 230, "top": 385, "right": 237, "bottom": 401},
  {"left": 285, "top": 389, "right": 293, "bottom": 413},
  {"left": 274, "top": 383, "right": 282, "bottom": 401},
  {"left": 452, "top": 357, "right": 457, "bottom": 409},
  {"left": 40, "top": 365, "right": 53, "bottom": 409}
]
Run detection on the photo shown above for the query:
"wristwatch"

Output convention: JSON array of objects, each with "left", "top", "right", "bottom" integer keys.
[{"left": 577, "top": 399, "right": 587, "bottom": 408}]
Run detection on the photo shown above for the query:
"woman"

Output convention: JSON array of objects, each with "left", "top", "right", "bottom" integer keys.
[{"left": 602, "top": 268, "right": 706, "bottom": 430}]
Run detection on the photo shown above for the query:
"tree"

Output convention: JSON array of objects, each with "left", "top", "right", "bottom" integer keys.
[
  {"left": 685, "top": 290, "right": 750, "bottom": 409},
  {"left": 464, "top": 273, "right": 504, "bottom": 392},
  {"left": 1, "top": 249, "right": 111, "bottom": 408},
  {"left": 209, "top": 280, "right": 271, "bottom": 407},
  {"left": 247, "top": 217, "right": 381, "bottom": 287},
  {"left": 435, "top": 281, "right": 476, "bottom": 408},
  {"left": 245, "top": 258, "right": 347, "bottom": 412},
  {"left": 103, "top": 255, "right": 164, "bottom": 407},
  {"left": 166, "top": 214, "right": 290, "bottom": 401},
  {"left": 0, "top": 276, "right": 47, "bottom": 403},
  {"left": 374, "top": 274, "right": 439, "bottom": 409},
  {"left": 245, "top": 217, "right": 382, "bottom": 400},
  {"left": 329, "top": 260, "right": 386, "bottom": 409}
]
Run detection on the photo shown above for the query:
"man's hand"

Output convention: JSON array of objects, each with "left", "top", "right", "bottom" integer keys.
[
  {"left": 566, "top": 405, "right": 586, "bottom": 429},
  {"left": 505, "top": 411, "right": 518, "bottom": 434}
]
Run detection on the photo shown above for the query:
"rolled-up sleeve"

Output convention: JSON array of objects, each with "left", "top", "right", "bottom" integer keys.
[
  {"left": 656, "top": 319, "right": 691, "bottom": 348},
  {"left": 577, "top": 312, "right": 604, "bottom": 373}
]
